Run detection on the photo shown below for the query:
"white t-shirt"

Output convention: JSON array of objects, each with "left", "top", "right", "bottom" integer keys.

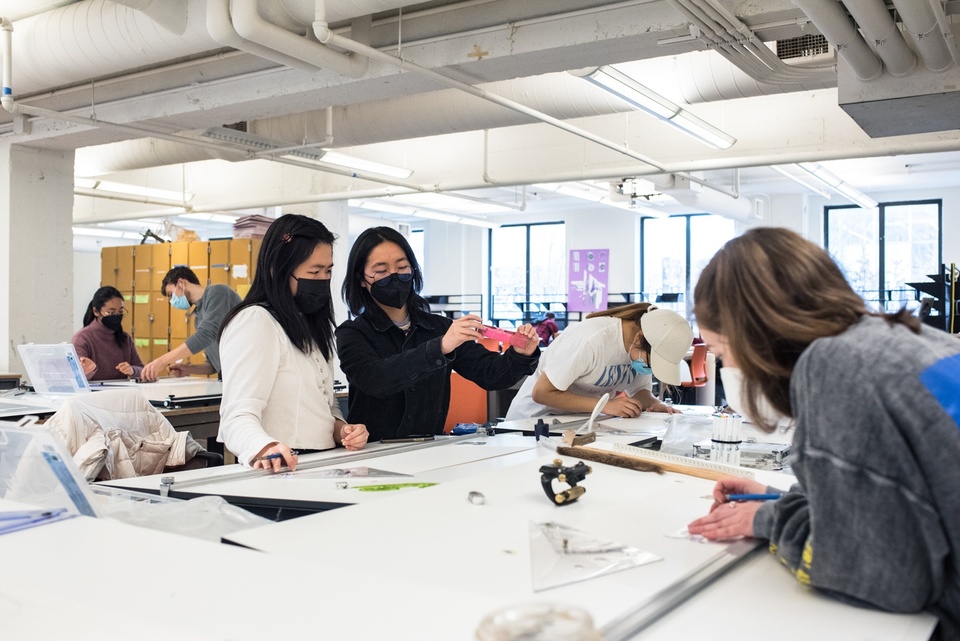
[
  {"left": 505, "top": 316, "right": 652, "bottom": 420},
  {"left": 218, "top": 306, "right": 343, "bottom": 466}
]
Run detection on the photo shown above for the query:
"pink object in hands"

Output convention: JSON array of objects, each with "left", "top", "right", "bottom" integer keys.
[{"left": 479, "top": 325, "right": 528, "bottom": 349}]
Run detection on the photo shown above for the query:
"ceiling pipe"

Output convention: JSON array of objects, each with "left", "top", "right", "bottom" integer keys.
[
  {"left": 230, "top": 0, "right": 368, "bottom": 78},
  {"left": 206, "top": 0, "right": 319, "bottom": 72},
  {"left": 669, "top": 0, "right": 836, "bottom": 85},
  {"left": 790, "top": 0, "right": 883, "bottom": 80},
  {"left": 889, "top": 0, "right": 953, "bottom": 72},
  {"left": 840, "top": 0, "right": 916, "bottom": 76},
  {"left": 927, "top": 0, "right": 960, "bottom": 66},
  {"left": 311, "top": 4, "right": 740, "bottom": 199},
  {"left": 677, "top": 50, "right": 837, "bottom": 103},
  {"left": 112, "top": 0, "right": 189, "bottom": 35}
]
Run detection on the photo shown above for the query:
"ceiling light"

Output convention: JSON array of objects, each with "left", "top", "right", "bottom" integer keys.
[
  {"left": 75, "top": 178, "right": 194, "bottom": 202},
  {"left": 797, "top": 162, "right": 877, "bottom": 208},
  {"left": 72, "top": 227, "right": 142, "bottom": 240},
  {"left": 348, "top": 199, "right": 499, "bottom": 228},
  {"left": 201, "top": 127, "right": 413, "bottom": 179},
  {"left": 571, "top": 66, "right": 736, "bottom": 150},
  {"left": 534, "top": 182, "right": 669, "bottom": 217},
  {"left": 769, "top": 165, "right": 831, "bottom": 198},
  {"left": 179, "top": 213, "right": 242, "bottom": 224}
]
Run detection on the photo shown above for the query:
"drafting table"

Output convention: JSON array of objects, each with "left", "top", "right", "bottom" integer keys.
[
  {"left": 0, "top": 395, "right": 59, "bottom": 419},
  {"left": 97, "top": 434, "right": 541, "bottom": 517},
  {"left": 224, "top": 445, "right": 936, "bottom": 640},
  {"left": 0, "top": 499, "right": 502, "bottom": 641}
]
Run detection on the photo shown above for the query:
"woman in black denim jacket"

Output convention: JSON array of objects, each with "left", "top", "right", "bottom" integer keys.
[{"left": 336, "top": 227, "right": 540, "bottom": 442}]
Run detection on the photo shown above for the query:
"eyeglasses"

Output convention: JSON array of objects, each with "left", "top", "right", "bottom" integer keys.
[{"left": 101, "top": 309, "right": 126, "bottom": 317}]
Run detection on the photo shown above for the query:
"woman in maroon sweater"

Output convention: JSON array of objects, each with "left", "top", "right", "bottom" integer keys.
[{"left": 71, "top": 286, "right": 144, "bottom": 381}]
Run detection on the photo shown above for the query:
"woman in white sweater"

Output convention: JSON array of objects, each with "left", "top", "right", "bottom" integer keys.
[{"left": 218, "top": 214, "right": 368, "bottom": 471}]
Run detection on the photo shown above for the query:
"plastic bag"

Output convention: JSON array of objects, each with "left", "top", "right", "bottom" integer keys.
[
  {"left": 658, "top": 414, "right": 714, "bottom": 457},
  {"left": 105, "top": 495, "right": 270, "bottom": 542}
]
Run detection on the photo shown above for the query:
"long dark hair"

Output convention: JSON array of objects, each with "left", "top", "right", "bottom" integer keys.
[
  {"left": 82, "top": 286, "right": 129, "bottom": 347},
  {"left": 220, "top": 214, "right": 337, "bottom": 359},
  {"left": 342, "top": 226, "right": 428, "bottom": 317}
]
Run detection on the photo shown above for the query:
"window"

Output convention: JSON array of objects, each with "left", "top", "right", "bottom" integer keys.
[
  {"left": 408, "top": 229, "right": 425, "bottom": 274},
  {"left": 489, "top": 222, "right": 565, "bottom": 326},
  {"left": 825, "top": 200, "right": 941, "bottom": 312},
  {"left": 641, "top": 214, "right": 736, "bottom": 318}
]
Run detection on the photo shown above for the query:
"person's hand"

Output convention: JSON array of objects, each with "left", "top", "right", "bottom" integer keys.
[
  {"left": 441, "top": 314, "right": 486, "bottom": 354},
  {"left": 511, "top": 324, "right": 540, "bottom": 356},
  {"left": 686, "top": 477, "right": 769, "bottom": 540},
  {"left": 140, "top": 360, "right": 163, "bottom": 382},
  {"left": 646, "top": 400, "right": 681, "bottom": 414},
  {"left": 602, "top": 395, "right": 644, "bottom": 418},
  {"left": 167, "top": 362, "right": 188, "bottom": 377},
  {"left": 79, "top": 356, "right": 97, "bottom": 377},
  {"left": 340, "top": 423, "right": 369, "bottom": 450},
  {"left": 115, "top": 362, "right": 134, "bottom": 377},
  {"left": 251, "top": 442, "right": 298, "bottom": 472}
]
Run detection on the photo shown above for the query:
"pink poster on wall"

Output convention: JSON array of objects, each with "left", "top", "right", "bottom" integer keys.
[{"left": 567, "top": 249, "right": 609, "bottom": 312}]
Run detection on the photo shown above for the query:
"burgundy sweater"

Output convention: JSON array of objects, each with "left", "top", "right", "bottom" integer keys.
[{"left": 71, "top": 321, "right": 144, "bottom": 381}]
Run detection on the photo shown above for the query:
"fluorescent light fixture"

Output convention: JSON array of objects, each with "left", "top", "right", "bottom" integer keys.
[
  {"left": 769, "top": 165, "right": 831, "bottom": 198},
  {"left": 75, "top": 178, "right": 194, "bottom": 202},
  {"left": 392, "top": 192, "right": 515, "bottom": 215},
  {"left": 179, "top": 213, "right": 241, "bottom": 224},
  {"left": 72, "top": 226, "right": 142, "bottom": 240},
  {"left": 571, "top": 66, "right": 736, "bottom": 150},
  {"left": 200, "top": 127, "right": 412, "bottom": 179},
  {"left": 797, "top": 162, "right": 878, "bottom": 208},
  {"left": 348, "top": 198, "right": 499, "bottom": 228}
]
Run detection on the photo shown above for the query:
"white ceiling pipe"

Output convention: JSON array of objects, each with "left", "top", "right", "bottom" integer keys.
[
  {"left": 670, "top": 0, "right": 835, "bottom": 85},
  {"left": 9, "top": 0, "right": 218, "bottom": 96},
  {"left": 840, "top": 0, "right": 916, "bottom": 77},
  {"left": 790, "top": 0, "right": 883, "bottom": 80},
  {"left": 75, "top": 137, "right": 245, "bottom": 177},
  {"left": 311, "top": 10, "right": 739, "bottom": 199},
  {"left": 890, "top": 0, "right": 953, "bottom": 72},
  {"left": 230, "top": 0, "right": 368, "bottom": 78},
  {"left": 927, "top": 0, "right": 960, "bottom": 66},
  {"left": 112, "top": 0, "right": 188, "bottom": 35},
  {"left": 677, "top": 51, "right": 836, "bottom": 103},
  {"left": 207, "top": 0, "right": 320, "bottom": 73},
  {"left": 666, "top": 188, "right": 756, "bottom": 222}
]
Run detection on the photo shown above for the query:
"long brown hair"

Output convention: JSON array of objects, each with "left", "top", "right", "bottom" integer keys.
[{"left": 694, "top": 227, "right": 875, "bottom": 430}]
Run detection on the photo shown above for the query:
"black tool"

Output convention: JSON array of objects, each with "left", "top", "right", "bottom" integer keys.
[{"left": 539, "top": 458, "right": 591, "bottom": 506}]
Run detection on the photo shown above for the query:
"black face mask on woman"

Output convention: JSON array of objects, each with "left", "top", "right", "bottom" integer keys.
[
  {"left": 370, "top": 272, "right": 413, "bottom": 309},
  {"left": 101, "top": 314, "right": 124, "bottom": 333},
  {"left": 294, "top": 277, "right": 332, "bottom": 314}
]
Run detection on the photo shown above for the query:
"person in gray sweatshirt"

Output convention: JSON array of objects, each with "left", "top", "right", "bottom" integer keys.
[{"left": 687, "top": 227, "right": 959, "bottom": 640}]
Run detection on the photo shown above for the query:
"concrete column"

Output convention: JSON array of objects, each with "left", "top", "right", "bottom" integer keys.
[{"left": 0, "top": 143, "right": 75, "bottom": 374}]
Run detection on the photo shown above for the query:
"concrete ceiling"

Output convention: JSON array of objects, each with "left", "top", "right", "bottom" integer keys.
[{"left": 2, "top": 0, "right": 959, "bottom": 248}]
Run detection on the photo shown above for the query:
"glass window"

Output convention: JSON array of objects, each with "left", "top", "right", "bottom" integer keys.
[
  {"left": 826, "top": 200, "right": 941, "bottom": 312},
  {"left": 489, "top": 223, "right": 565, "bottom": 326},
  {"left": 642, "top": 214, "right": 735, "bottom": 319},
  {"left": 408, "top": 229, "right": 425, "bottom": 274}
]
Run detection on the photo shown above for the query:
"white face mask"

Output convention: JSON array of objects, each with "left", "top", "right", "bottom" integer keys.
[{"left": 719, "top": 367, "right": 787, "bottom": 427}]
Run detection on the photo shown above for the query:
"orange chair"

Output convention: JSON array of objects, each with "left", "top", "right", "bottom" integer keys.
[
  {"left": 681, "top": 344, "right": 708, "bottom": 388},
  {"left": 442, "top": 336, "right": 501, "bottom": 433}
]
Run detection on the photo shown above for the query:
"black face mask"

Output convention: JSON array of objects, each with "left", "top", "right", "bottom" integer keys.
[
  {"left": 369, "top": 272, "right": 413, "bottom": 309},
  {"left": 294, "top": 277, "right": 332, "bottom": 314},
  {"left": 101, "top": 314, "right": 124, "bottom": 333}
]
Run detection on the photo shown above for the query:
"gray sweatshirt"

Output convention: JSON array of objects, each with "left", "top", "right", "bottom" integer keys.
[
  {"left": 185, "top": 284, "right": 241, "bottom": 373},
  {"left": 753, "top": 315, "right": 960, "bottom": 639}
]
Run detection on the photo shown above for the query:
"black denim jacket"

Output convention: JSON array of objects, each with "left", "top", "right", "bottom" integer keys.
[{"left": 335, "top": 307, "right": 539, "bottom": 441}]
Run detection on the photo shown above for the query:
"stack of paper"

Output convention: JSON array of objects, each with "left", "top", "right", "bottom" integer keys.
[{"left": 232, "top": 215, "right": 275, "bottom": 239}]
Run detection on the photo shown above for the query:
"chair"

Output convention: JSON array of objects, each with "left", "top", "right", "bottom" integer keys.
[
  {"left": 681, "top": 344, "right": 708, "bottom": 389},
  {"left": 44, "top": 388, "right": 222, "bottom": 481}
]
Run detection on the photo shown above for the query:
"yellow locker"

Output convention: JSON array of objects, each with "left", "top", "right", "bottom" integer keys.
[
  {"left": 227, "top": 238, "right": 255, "bottom": 290},
  {"left": 149, "top": 292, "right": 170, "bottom": 340},
  {"left": 151, "top": 243, "right": 171, "bottom": 292},
  {"left": 151, "top": 338, "right": 169, "bottom": 363},
  {"left": 116, "top": 246, "right": 136, "bottom": 292},
  {"left": 209, "top": 239, "right": 230, "bottom": 286},
  {"left": 133, "top": 245, "right": 153, "bottom": 292},
  {"left": 188, "top": 241, "right": 210, "bottom": 286},
  {"left": 131, "top": 293, "right": 151, "bottom": 340},
  {"left": 170, "top": 305, "right": 189, "bottom": 340},
  {"left": 134, "top": 338, "right": 151, "bottom": 366},
  {"left": 170, "top": 241, "right": 189, "bottom": 270},
  {"left": 101, "top": 246, "right": 118, "bottom": 288}
]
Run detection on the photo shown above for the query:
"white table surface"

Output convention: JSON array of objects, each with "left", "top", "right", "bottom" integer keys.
[{"left": 225, "top": 445, "right": 935, "bottom": 640}]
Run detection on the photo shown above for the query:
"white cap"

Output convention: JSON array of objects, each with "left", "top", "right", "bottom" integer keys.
[{"left": 640, "top": 308, "right": 694, "bottom": 385}]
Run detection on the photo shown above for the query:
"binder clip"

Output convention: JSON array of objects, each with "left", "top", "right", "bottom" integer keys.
[
  {"left": 534, "top": 418, "right": 550, "bottom": 441},
  {"left": 539, "top": 459, "right": 591, "bottom": 506}
]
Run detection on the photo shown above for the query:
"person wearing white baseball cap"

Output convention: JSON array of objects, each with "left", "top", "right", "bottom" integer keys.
[{"left": 505, "top": 303, "right": 694, "bottom": 420}]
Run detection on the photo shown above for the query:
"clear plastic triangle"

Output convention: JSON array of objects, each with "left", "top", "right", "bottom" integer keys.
[
  {"left": 529, "top": 521, "right": 661, "bottom": 592},
  {"left": 269, "top": 466, "right": 411, "bottom": 480}
]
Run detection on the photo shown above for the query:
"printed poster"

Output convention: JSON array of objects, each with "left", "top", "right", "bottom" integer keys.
[{"left": 568, "top": 249, "right": 609, "bottom": 312}]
